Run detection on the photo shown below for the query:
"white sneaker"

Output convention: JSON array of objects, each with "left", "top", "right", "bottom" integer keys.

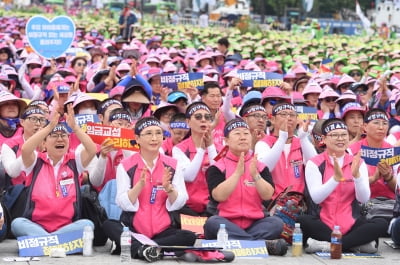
[
  {"left": 304, "top": 238, "right": 330, "bottom": 254},
  {"left": 351, "top": 241, "right": 378, "bottom": 254}
]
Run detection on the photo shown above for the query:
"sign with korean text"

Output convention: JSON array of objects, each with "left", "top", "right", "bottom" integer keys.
[
  {"left": 202, "top": 240, "right": 268, "bottom": 258},
  {"left": 160, "top": 73, "right": 204, "bottom": 91},
  {"left": 237, "top": 70, "right": 283, "bottom": 88},
  {"left": 360, "top": 145, "right": 400, "bottom": 166},
  {"left": 86, "top": 122, "right": 139, "bottom": 151},
  {"left": 180, "top": 214, "right": 207, "bottom": 235},
  {"left": 295, "top": 106, "right": 318, "bottom": 121},
  {"left": 26, "top": 16, "right": 75, "bottom": 59},
  {"left": 17, "top": 230, "right": 83, "bottom": 257}
]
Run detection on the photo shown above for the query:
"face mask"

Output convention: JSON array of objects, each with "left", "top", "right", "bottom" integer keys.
[
  {"left": 78, "top": 108, "right": 97, "bottom": 115},
  {"left": 0, "top": 117, "right": 20, "bottom": 129}
]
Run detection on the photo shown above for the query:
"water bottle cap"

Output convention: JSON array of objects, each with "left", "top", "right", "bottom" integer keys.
[
  {"left": 123, "top": 226, "right": 129, "bottom": 232},
  {"left": 295, "top": 223, "right": 300, "bottom": 228},
  {"left": 220, "top": 224, "right": 226, "bottom": 228}
]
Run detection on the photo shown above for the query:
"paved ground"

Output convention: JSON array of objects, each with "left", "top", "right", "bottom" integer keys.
[{"left": 1, "top": 238, "right": 400, "bottom": 265}]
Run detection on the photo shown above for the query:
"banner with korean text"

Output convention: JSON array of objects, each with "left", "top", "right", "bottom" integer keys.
[
  {"left": 86, "top": 122, "right": 139, "bottom": 151},
  {"left": 360, "top": 145, "right": 400, "bottom": 166},
  {"left": 17, "top": 230, "right": 83, "bottom": 257},
  {"left": 160, "top": 73, "right": 204, "bottom": 91},
  {"left": 237, "top": 70, "right": 283, "bottom": 88},
  {"left": 201, "top": 240, "right": 268, "bottom": 258}
]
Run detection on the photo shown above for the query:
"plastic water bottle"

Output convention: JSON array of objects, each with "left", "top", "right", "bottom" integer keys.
[
  {"left": 82, "top": 225, "right": 94, "bottom": 257},
  {"left": 292, "top": 223, "right": 303, "bottom": 256},
  {"left": 330, "top": 225, "right": 342, "bottom": 259},
  {"left": 120, "top": 226, "right": 132, "bottom": 262},
  {"left": 217, "top": 224, "right": 228, "bottom": 249}
]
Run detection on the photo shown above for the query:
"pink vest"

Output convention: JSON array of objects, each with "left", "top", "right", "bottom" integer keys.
[
  {"left": 212, "top": 111, "right": 226, "bottom": 151},
  {"left": 262, "top": 135, "right": 305, "bottom": 198},
  {"left": 311, "top": 152, "right": 359, "bottom": 235},
  {"left": 25, "top": 152, "right": 81, "bottom": 233},
  {"left": 350, "top": 138, "right": 395, "bottom": 199},
  {"left": 94, "top": 149, "right": 124, "bottom": 193},
  {"left": 0, "top": 126, "right": 23, "bottom": 147},
  {"left": 121, "top": 153, "right": 177, "bottom": 238},
  {"left": 214, "top": 151, "right": 266, "bottom": 229},
  {"left": 162, "top": 137, "right": 174, "bottom": 156},
  {"left": 3, "top": 134, "right": 26, "bottom": 185},
  {"left": 176, "top": 137, "right": 210, "bottom": 213}
]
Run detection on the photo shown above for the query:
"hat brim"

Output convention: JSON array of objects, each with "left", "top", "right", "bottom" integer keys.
[{"left": 122, "top": 91, "right": 150, "bottom": 104}]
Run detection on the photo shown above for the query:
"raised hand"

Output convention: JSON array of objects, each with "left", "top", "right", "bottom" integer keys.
[
  {"left": 333, "top": 154, "right": 344, "bottom": 182},
  {"left": 249, "top": 154, "right": 258, "bottom": 179},
  {"left": 351, "top": 152, "right": 362, "bottom": 178},
  {"left": 162, "top": 167, "right": 173, "bottom": 192},
  {"left": 233, "top": 152, "right": 245, "bottom": 178},
  {"left": 100, "top": 138, "right": 115, "bottom": 158}
]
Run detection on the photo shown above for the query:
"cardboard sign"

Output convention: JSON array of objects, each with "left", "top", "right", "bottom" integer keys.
[
  {"left": 160, "top": 73, "right": 204, "bottom": 91},
  {"left": 26, "top": 16, "right": 75, "bottom": 59},
  {"left": 17, "top": 230, "right": 83, "bottom": 257},
  {"left": 180, "top": 214, "right": 207, "bottom": 235},
  {"left": 237, "top": 70, "right": 283, "bottom": 88},
  {"left": 295, "top": 106, "right": 318, "bottom": 121},
  {"left": 201, "top": 240, "right": 268, "bottom": 258},
  {"left": 360, "top": 145, "right": 400, "bottom": 166},
  {"left": 86, "top": 122, "right": 139, "bottom": 151}
]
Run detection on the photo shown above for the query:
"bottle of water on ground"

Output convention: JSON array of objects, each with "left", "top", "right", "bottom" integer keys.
[
  {"left": 82, "top": 225, "right": 94, "bottom": 257},
  {"left": 330, "top": 225, "right": 342, "bottom": 259},
  {"left": 217, "top": 223, "right": 228, "bottom": 249},
  {"left": 120, "top": 226, "right": 132, "bottom": 262},
  {"left": 292, "top": 223, "right": 303, "bottom": 256}
]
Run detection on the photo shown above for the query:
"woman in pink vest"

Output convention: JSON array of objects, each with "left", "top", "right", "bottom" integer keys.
[
  {"left": 204, "top": 118, "right": 288, "bottom": 256},
  {"left": 102, "top": 117, "right": 196, "bottom": 262},
  {"left": 11, "top": 104, "right": 97, "bottom": 237},
  {"left": 0, "top": 91, "right": 26, "bottom": 146},
  {"left": 298, "top": 118, "right": 388, "bottom": 253},
  {"left": 349, "top": 108, "right": 397, "bottom": 200},
  {"left": 173, "top": 102, "right": 217, "bottom": 218}
]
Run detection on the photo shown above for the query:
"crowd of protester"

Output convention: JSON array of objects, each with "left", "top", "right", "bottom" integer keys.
[{"left": 1, "top": 13, "right": 400, "bottom": 262}]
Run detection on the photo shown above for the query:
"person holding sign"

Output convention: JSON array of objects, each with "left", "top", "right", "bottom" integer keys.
[
  {"left": 204, "top": 118, "right": 287, "bottom": 256},
  {"left": 172, "top": 102, "right": 218, "bottom": 219},
  {"left": 255, "top": 102, "right": 316, "bottom": 198},
  {"left": 298, "top": 118, "right": 387, "bottom": 253},
  {"left": 103, "top": 117, "right": 196, "bottom": 261},
  {"left": 11, "top": 104, "right": 96, "bottom": 237},
  {"left": 349, "top": 108, "right": 397, "bottom": 200}
]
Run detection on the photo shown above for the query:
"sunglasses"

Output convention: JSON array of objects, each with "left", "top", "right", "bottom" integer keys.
[
  {"left": 76, "top": 62, "right": 87, "bottom": 67},
  {"left": 266, "top": 99, "right": 278, "bottom": 106},
  {"left": 56, "top": 59, "right": 66, "bottom": 63},
  {"left": 324, "top": 97, "right": 337, "bottom": 103},
  {"left": 354, "top": 89, "right": 367, "bottom": 95},
  {"left": 349, "top": 72, "right": 361, "bottom": 77},
  {"left": 28, "top": 64, "right": 41, "bottom": 69},
  {"left": 193, "top": 113, "right": 213, "bottom": 121}
]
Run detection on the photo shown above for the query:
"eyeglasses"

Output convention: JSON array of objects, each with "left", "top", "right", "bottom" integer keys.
[
  {"left": 26, "top": 116, "right": 47, "bottom": 125},
  {"left": 193, "top": 113, "right": 213, "bottom": 121},
  {"left": 354, "top": 90, "right": 367, "bottom": 95},
  {"left": 277, "top": 112, "right": 297, "bottom": 118},
  {"left": 56, "top": 59, "right": 66, "bottom": 63},
  {"left": 76, "top": 62, "right": 87, "bottom": 67},
  {"left": 247, "top": 113, "right": 268, "bottom": 120},
  {"left": 139, "top": 130, "right": 164, "bottom": 138},
  {"left": 326, "top": 133, "right": 349, "bottom": 140},
  {"left": 349, "top": 72, "right": 361, "bottom": 77},
  {"left": 324, "top": 97, "right": 337, "bottom": 103},
  {"left": 49, "top": 133, "right": 68, "bottom": 139}
]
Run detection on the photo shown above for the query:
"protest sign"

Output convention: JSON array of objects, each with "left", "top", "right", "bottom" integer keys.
[
  {"left": 26, "top": 16, "right": 75, "bottom": 59},
  {"left": 17, "top": 230, "right": 83, "bottom": 257},
  {"left": 237, "top": 70, "right": 283, "bottom": 88},
  {"left": 86, "top": 122, "right": 139, "bottom": 151},
  {"left": 295, "top": 106, "right": 318, "bottom": 121},
  {"left": 360, "top": 145, "right": 400, "bottom": 166},
  {"left": 201, "top": 240, "right": 268, "bottom": 258},
  {"left": 180, "top": 214, "right": 207, "bottom": 235},
  {"left": 160, "top": 73, "right": 204, "bottom": 91}
]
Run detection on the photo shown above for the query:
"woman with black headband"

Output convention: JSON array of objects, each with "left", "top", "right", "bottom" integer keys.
[
  {"left": 299, "top": 118, "right": 387, "bottom": 254},
  {"left": 172, "top": 102, "right": 217, "bottom": 218},
  {"left": 102, "top": 117, "right": 195, "bottom": 262},
  {"left": 204, "top": 118, "right": 287, "bottom": 256},
  {"left": 1, "top": 106, "right": 47, "bottom": 186},
  {"left": 349, "top": 108, "right": 397, "bottom": 200},
  {"left": 11, "top": 104, "right": 97, "bottom": 237}
]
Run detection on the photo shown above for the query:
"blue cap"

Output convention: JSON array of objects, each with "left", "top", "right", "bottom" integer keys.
[
  {"left": 242, "top": 91, "right": 261, "bottom": 105},
  {"left": 168, "top": 91, "right": 188, "bottom": 103}
]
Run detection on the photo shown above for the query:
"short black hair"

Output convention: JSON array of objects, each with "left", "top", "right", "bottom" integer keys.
[
  {"left": 199, "top": 81, "right": 222, "bottom": 96},
  {"left": 170, "top": 113, "right": 186, "bottom": 123},
  {"left": 217, "top": 37, "right": 230, "bottom": 48}
]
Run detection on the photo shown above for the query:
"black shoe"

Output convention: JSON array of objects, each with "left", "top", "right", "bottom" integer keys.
[
  {"left": 139, "top": 245, "right": 163, "bottom": 262},
  {"left": 265, "top": 238, "right": 288, "bottom": 256},
  {"left": 111, "top": 242, "right": 121, "bottom": 255}
]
